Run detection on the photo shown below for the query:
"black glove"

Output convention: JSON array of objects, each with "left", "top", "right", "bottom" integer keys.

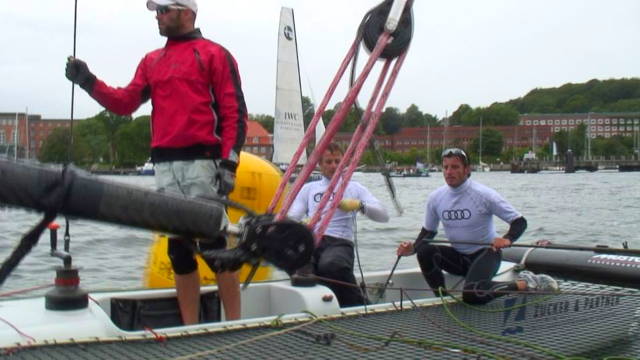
[
  {"left": 65, "top": 56, "right": 96, "bottom": 92},
  {"left": 216, "top": 159, "right": 237, "bottom": 196}
]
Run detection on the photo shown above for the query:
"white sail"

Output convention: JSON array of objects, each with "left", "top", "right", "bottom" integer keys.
[{"left": 272, "top": 7, "right": 306, "bottom": 165}]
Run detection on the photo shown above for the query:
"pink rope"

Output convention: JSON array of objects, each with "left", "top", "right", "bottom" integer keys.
[
  {"left": 0, "top": 283, "right": 53, "bottom": 298},
  {"left": 275, "top": 32, "right": 392, "bottom": 222},
  {"left": 268, "top": 38, "right": 361, "bottom": 214},
  {"left": 316, "top": 51, "right": 408, "bottom": 239},
  {"left": 309, "top": 60, "right": 392, "bottom": 243},
  {"left": 0, "top": 316, "right": 36, "bottom": 344}
]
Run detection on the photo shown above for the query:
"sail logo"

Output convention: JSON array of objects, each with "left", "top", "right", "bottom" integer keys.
[
  {"left": 283, "top": 25, "right": 294, "bottom": 41},
  {"left": 284, "top": 112, "right": 299, "bottom": 120}
]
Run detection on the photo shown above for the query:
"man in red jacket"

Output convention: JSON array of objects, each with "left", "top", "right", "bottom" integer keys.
[{"left": 65, "top": 0, "right": 247, "bottom": 323}]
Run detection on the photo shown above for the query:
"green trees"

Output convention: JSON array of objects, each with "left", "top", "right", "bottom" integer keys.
[
  {"left": 251, "top": 113, "right": 274, "bottom": 133},
  {"left": 39, "top": 111, "right": 149, "bottom": 168},
  {"left": 380, "top": 107, "right": 402, "bottom": 135},
  {"left": 470, "top": 128, "right": 504, "bottom": 160},
  {"left": 509, "top": 78, "right": 640, "bottom": 114},
  {"left": 116, "top": 115, "right": 151, "bottom": 167},
  {"left": 91, "top": 110, "right": 133, "bottom": 167}
]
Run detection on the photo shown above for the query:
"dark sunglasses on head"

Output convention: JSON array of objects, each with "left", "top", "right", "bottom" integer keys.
[
  {"left": 441, "top": 148, "right": 469, "bottom": 164},
  {"left": 156, "top": 5, "right": 187, "bottom": 15}
]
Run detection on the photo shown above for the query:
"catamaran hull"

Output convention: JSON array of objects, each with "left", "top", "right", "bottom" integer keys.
[
  {"left": 503, "top": 247, "right": 640, "bottom": 289},
  {"left": 1, "top": 264, "right": 638, "bottom": 358}
]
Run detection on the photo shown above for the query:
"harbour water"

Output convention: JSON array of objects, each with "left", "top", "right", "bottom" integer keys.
[{"left": 0, "top": 170, "right": 638, "bottom": 297}]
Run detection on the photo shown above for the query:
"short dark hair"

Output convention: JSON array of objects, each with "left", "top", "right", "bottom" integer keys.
[
  {"left": 323, "top": 143, "right": 344, "bottom": 157},
  {"left": 441, "top": 148, "right": 470, "bottom": 166}
]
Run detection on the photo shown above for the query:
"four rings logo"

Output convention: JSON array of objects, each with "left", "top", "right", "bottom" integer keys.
[
  {"left": 442, "top": 209, "right": 472, "bottom": 221},
  {"left": 313, "top": 192, "right": 334, "bottom": 203}
]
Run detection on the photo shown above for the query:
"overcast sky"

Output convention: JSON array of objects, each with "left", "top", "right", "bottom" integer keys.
[{"left": 2, "top": 1, "right": 639, "bottom": 121}]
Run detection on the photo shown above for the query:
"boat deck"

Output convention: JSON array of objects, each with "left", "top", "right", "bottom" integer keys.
[{"left": 3, "top": 281, "right": 638, "bottom": 359}]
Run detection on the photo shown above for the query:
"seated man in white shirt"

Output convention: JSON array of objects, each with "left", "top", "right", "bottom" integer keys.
[
  {"left": 397, "top": 148, "right": 558, "bottom": 304},
  {"left": 288, "top": 143, "right": 389, "bottom": 307}
]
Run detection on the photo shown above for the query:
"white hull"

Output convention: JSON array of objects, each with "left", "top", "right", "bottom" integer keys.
[{"left": 1, "top": 262, "right": 637, "bottom": 357}]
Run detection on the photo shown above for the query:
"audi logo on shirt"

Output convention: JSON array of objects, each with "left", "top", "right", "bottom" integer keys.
[
  {"left": 442, "top": 209, "right": 472, "bottom": 220},
  {"left": 313, "top": 192, "right": 335, "bottom": 203}
]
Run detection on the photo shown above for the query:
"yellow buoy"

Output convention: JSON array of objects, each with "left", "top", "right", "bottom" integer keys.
[{"left": 144, "top": 152, "right": 284, "bottom": 288}]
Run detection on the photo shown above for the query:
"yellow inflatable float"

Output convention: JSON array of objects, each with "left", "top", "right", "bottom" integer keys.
[{"left": 144, "top": 152, "right": 284, "bottom": 288}]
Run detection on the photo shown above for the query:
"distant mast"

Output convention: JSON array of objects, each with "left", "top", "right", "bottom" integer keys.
[
  {"left": 25, "top": 107, "right": 29, "bottom": 159},
  {"left": 272, "top": 7, "right": 306, "bottom": 165},
  {"left": 14, "top": 112, "right": 18, "bottom": 160},
  {"left": 478, "top": 116, "right": 483, "bottom": 165}
]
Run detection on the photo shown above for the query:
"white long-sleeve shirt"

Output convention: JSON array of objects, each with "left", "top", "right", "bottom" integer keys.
[
  {"left": 424, "top": 179, "right": 522, "bottom": 254},
  {"left": 288, "top": 177, "right": 389, "bottom": 240}
]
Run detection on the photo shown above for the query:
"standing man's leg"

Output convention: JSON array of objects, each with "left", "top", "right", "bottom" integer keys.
[
  {"left": 174, "top": 271, "right": 201, "bottom": 324},
  {"left": 216, "top": 271, "right": 240, "bottom": 320},
  {"left": 156, "top": 162, "right": 203, "bottom": 325},
  {"left": 168, "top": 237, "right": 201, "bottom": 324}
]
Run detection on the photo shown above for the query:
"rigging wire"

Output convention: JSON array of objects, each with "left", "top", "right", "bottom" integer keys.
[
  {"left": 62, "top": 0, "right": 80, "bottom": 266},
  {"left": 348, "top": 0, "right": 410, "bottom": 216},
  {"left": 67, "top": 0, "right": 78, "bottom": 165},
  {"left": 351, "top": 213, "right": 370, "bottom": 307}
]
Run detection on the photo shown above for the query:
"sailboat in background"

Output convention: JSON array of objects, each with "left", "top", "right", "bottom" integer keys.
[
  {"left": 477, "top": 116, "right": 491, "bottom": 172},
  {"left": 272, "top": 7, "right": 323, "bottom": 181}
]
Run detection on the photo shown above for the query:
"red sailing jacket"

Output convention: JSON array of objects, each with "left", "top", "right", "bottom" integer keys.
[{"left": 90, "top": 29, "right": 247, "bottom": 163}]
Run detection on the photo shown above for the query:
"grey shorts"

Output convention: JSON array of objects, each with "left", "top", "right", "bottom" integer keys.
[{"left": 154, "top": 159, "right": 229, "bottom": 230}]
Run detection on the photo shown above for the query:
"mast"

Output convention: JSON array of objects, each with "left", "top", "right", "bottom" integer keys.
[
  {"left": 13, "top": 112, "right": 18, "bottom": 160},
  {"left": 442, "top": 110, "right": 448, "bottom": 152},
  {"left": 25, "top": 107, "right": 29, "bottom": 159},
  {"left": 426, "top": 123, "right": 430, "bottom": 164},
  {"left": 586, "top": 112, "right": 592, "bottom": 161},
  {"left": 478, "top": 116, "right": 483, "bottom": 164}
]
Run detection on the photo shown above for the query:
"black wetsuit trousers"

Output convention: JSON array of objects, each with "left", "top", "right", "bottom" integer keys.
[
  {"left": 313, "top": 236, "right": 366, "bottom": 307},
  {"left": 416, "top": 244, "right": 517, "bottom": 304}
]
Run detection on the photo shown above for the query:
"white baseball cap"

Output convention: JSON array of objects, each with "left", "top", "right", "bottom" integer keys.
[{"left": 146, "top": 0, "right": 197, "bottom": 13}]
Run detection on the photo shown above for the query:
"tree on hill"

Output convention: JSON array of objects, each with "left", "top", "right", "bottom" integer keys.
[
  {"left": 508, "top": 78, "right": 640, "bottom": 113},
  {"left": 402, "top": 104, "right": 424, "bottom": 127},
  {"left": 456, "top": 103, "right": 519, "bottom": 126},
  {"left": 470, "top": 128, "right": 504, "bottom": 160},
  {"left": 380, "top": 107, "right": 402, "bottom": 135},
  {"left": 450, "top": 104, "right": 472, "bottom": 126},
  {"left": 90, "top": 110, "right": 132, "bottom": 167}
]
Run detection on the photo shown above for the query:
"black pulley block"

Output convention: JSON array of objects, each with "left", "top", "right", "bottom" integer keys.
[
  {"left": 362, "top": 0, "right": 413, "bottom": 59},
  {"left": 241, "top": 215, "right": 314, "bottom": 275},
  {"left": 200, "top": 215, "right": 314, "bottom": 275}
]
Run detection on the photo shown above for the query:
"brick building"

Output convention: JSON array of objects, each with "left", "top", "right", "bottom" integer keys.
[
  {"left": 0, "top": 112, "right": 69, "bottom": 159},
  {"left": 520, "top": 112, "right": 640, "bottom": 139},
  {"left": 333, "top": 124, "right": 552, "bottom": 153},
  {"left": 242, "top": 120, "right": 273, "bottom": 159},
  {"left": 4, "top": 111, "right": 638, "bottom": 160}
]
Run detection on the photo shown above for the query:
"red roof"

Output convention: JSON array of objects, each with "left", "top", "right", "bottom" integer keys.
[{"left": 246, "top": 120, "right": 270, "bottom": 137}]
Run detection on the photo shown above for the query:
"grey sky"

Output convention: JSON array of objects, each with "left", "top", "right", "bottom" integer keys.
[{"left": 2, "top": 1, "right": 639, "bottom": 121}]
